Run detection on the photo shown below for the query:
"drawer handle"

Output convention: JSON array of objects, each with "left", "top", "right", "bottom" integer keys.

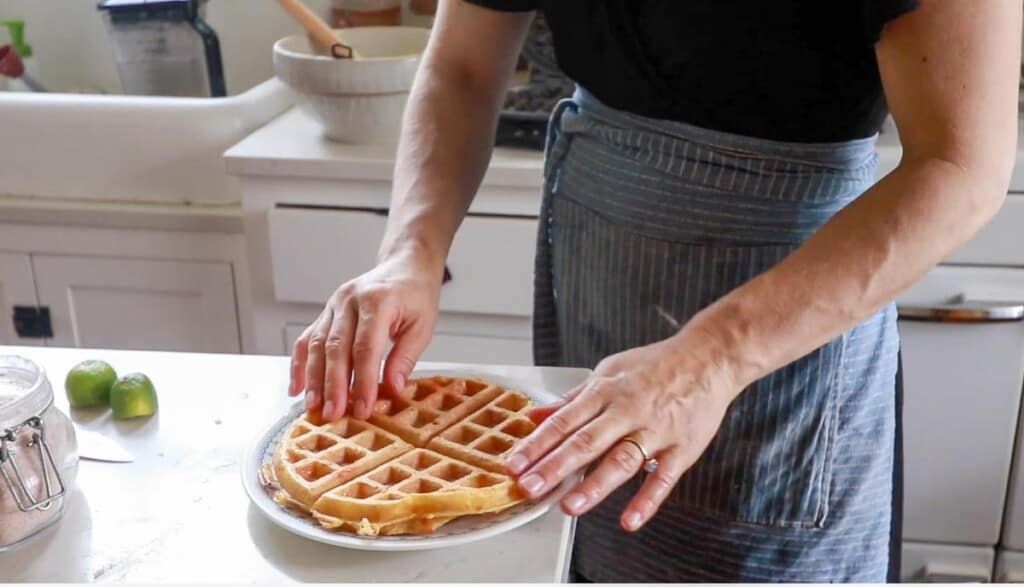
[{"left": 898, "top": 295, "right": 1024, "bottom": 323}]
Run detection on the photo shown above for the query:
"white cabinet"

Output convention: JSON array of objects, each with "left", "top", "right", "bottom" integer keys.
[
  {"left": 262, "top": 205, "right": 537, "bottom": 363},
  {"left": 0, "top": 252, "right": 42, "bottom": 346},
  {"left": 32, "top": 255, "right": 240, "bottom": 353},
  {"left": 897, "top": 266, "right": 1024, "bottom": 548},
  {"left": 0, "top": 221, "right": 251, "bottom": 354},
  {"left": 267, "top": 207, "right": 537, "bottom": 316}
]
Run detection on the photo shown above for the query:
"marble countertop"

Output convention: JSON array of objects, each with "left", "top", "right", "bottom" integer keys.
[{"left": 0, "top": 346, "right": 578, "bottom": 583}]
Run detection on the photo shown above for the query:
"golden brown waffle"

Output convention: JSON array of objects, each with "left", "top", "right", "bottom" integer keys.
[
  {"left": 368, "top": 376, "right": 504, "bottom": 447},
  {"left": 427, "top": 389, "right": 536, "bottom": 473},
  {"left": 311, "top": 448, "right": 525, "bottom": 536},
  {"left": 270, "top": 376, "right": 544, "bottom": 536},
  {"left": 273, "top": 414, "right": 412, "bottom": 508},
  {"left": 315, "top": 511, "right": 457, "bottom": 537}
]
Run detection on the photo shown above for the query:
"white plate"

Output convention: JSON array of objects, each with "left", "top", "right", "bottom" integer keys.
[{"left": 241, "top": 367, "right": 587, "bottom": 552}]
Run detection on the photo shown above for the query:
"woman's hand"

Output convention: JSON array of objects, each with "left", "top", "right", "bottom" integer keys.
[
  {"left": 288, "top": 252, "right": 443, "bottom": 422},
  {"left": 506, "top": 334, "right": 739, "bottom": 532}
]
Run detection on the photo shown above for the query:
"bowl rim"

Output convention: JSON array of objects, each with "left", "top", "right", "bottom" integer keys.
[{"left": 273, "top": 26, "right": 431, "bottom": 64}]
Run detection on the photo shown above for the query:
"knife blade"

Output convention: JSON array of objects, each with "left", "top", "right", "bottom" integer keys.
[{"left": 74, "top": 427, "right": 134, "bottom": 463}]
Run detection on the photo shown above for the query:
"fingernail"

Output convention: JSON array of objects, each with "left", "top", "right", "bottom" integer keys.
[
  {"left": 506, "top": 453, "right": 529, "bottom": 475},
  {"left": 354, "top": 399, "right": 368, "bottom": 420},
  {"left": 624, "top": 511, "right": 641, "bottom": 531},
  {"left": 305, "top": 390, "right": 316, "bottom": 409},
  {"left": 322, "top": 400, "right": 334, "bottom": 420},
  {"left": 520, "top": 473, "right": 544, "bottom": 496},
  {"left": 564, "top": 493, "right": 586, "bottom": 514}
]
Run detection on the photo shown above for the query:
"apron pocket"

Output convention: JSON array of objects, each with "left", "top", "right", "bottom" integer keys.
[{"left": 548, "top": 194, "right": 842, "bottom": 529}]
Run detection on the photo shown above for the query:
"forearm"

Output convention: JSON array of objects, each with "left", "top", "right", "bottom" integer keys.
[
  {"left": 378, "top": 59, "right": 509, "bottom": 270},
  {"left": 686, "top": 156, "right": 1009, "bottom": 394}
]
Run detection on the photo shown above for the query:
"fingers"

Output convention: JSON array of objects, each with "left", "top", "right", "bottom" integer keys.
[
  {"left": 302, "top": 311, "right": 333, "bottom": 415},
  {"left": 620, "top": 447, "right": 688, "bottom": 532},
  {"left": 559, "top": 433, "right": 651, "bottom": 517},
  {"left": 514, "top": 413, "right": 630, "bottom": 500},
  {"left": 321, "top": 304, "right": 357, "bottom": 421},
  {"left": 348, "top": 300, "right": 396, "bottom": 420},
  {"left": 288, "top": 324, "right": 313, "bottom": 397},
  {"left": 505, "top": 382, "right": 604, "bottom": 476},
  {"left": 381, "top": 321, "right": 431, "bottom": 398}
]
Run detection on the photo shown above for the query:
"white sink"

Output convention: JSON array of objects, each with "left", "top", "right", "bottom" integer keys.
[{"left": 0, "top": 79, "right": 294, "bottom": 206}]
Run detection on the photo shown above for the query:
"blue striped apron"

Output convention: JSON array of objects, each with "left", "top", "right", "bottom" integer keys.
[{"left": 533, "top": 87, "right": 899, "bottom": 582}]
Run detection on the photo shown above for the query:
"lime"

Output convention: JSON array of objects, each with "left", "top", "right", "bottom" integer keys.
[
  {"left": 110, "top": 373, "right": 158, "bottom": 419},
  {"left": 65, "top": 360, "right": 118, "bottom": 408}
]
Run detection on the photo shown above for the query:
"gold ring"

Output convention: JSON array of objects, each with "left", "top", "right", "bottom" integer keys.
[{"left": 621, "top": 436, "right": 659, "bottom": 473}]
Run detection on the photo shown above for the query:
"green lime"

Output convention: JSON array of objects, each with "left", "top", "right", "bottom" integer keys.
[
  {"left": 109, "top": 373, "right": 158, "bottom": 419},
  {"left": 65, "top": 360, "right": 118, "bottom": 408}
]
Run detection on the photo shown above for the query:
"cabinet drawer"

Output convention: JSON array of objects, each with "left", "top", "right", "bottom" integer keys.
[
  {"left": 268, "top": 207, "right": 537, "bottom": 317},
  {"left": 897, "top": 266, "right": 1024, "bottom": 546}
]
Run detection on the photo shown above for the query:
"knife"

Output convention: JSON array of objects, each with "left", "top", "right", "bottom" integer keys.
[{"left": 74, "top": 427, "right": 134, "bottom": 463}]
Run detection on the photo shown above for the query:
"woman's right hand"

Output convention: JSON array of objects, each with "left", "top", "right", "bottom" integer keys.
[{"left": 288, "top": 253, "right": 443, "bottom": 422}]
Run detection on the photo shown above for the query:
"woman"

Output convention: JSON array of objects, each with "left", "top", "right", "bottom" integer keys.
[{"left": 288, "top": 1, "right": 1020, "bottom": 581}]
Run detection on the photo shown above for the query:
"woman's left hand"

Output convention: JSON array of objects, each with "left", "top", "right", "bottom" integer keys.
[{"left": 504, "top": 335, "right": 738, "bottom": 532}]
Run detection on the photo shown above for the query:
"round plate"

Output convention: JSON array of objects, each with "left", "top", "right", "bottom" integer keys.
[{"left": 241, "top": 368, "right": 582, "bottom": 551}]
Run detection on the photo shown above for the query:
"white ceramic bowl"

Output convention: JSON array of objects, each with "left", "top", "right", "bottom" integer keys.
[{"left": 273, "top": 27, "right": 431, "bottom": 144}]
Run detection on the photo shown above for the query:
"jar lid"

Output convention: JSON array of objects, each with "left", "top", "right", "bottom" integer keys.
[{"left": 0, "top": 356, "right": 52, "bottom": 431}]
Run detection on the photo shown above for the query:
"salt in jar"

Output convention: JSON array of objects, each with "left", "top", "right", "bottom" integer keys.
[{"left": 0, "top": 355, "right": 78, "bottom": 551}]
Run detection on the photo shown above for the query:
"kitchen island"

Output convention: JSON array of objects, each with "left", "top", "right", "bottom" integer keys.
[{"left": 0, "top": 346, "right": 577, "bottom": 583}]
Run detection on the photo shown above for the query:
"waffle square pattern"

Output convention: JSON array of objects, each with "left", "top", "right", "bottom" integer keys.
[{"left": 272, "top": 376, "right": 538, "bottom": 536}]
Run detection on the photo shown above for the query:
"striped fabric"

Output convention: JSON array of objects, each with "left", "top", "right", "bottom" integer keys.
[{"left": 533, "top": 88, "right": 898, "bottom": 582}]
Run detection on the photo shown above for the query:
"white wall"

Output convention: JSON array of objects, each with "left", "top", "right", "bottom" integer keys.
[{"left": 0, "top": 0, "right": 331, "bottom": 95}]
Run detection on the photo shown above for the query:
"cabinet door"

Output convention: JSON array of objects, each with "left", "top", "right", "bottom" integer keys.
[
  {"left": 897, "top": 266, "right": 1024, "bottom": 546},
  {"left": 32, "top": 255, "right": 240, "bottom": 353},
  {"left": 0, "top": 252, "right": 43, "bottom": 346}
]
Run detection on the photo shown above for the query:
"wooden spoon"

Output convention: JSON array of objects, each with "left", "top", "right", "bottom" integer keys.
[{"left": 276, "top": 0, "right": 364, "bottom": 60}]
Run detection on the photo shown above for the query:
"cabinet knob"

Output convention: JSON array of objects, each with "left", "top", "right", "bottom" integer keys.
[{"left": 12, "top": 306, "right": 53, "bottom": 339}]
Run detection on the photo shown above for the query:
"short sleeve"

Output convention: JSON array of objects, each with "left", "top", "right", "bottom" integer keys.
[
  {"left": 463, "top": 0, "right": 539, "bottom": 12},
  {"left": 864, "top": 0, "right": 921, "bottom": 43}
]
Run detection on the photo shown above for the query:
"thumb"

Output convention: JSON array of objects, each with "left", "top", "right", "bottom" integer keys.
[{"left": 382, "top": 323, "right": 431, "bottom": 398}]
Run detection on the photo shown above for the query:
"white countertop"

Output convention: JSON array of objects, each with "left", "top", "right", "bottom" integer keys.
[
  {"left": 225, "top": 108, "right": 545, "bottom": 189},
  {"left": 0, "top": 346, "right": 577, "bottom": 583}
]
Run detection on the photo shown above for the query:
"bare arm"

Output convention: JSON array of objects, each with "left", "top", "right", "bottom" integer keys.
[
  {"left": 378, "top": 0, "right": 533, "bottom": 270},
  {"left": 689, "top": 0, "right": 1021, "bottom": 393},
  {"left": 290, "top": 1, "right": 533, "bottom": 422}
]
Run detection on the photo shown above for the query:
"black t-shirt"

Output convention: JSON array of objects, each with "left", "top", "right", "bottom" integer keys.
[{"left": 466, "top": 0, "right": 920, "bottom": 142}]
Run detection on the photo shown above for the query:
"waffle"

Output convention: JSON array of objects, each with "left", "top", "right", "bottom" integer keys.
[
  {"left": 272, "top": 413, "right": 412, "bottom": 508},
  {"left": 427, "top": 389, "right": 536, "bottom": 473},
  {"left": 315, "top": 511, "right": 457, "bottom": 537},
  {"left": 368, "top": 376, "right": 504, "bottom": 447},
  {"left": 311, "top": 448, "right": 525, "bottom": 536},
  {"left": 268, "top": 376, "right": 541, "bottom": 537}
]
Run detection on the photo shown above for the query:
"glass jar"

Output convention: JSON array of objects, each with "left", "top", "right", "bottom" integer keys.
[
  {"left": 330, "top": 0, "right": 402, "bottom": 28},
  {"left": 0, "top": 355, "right": 78, "bottom": 551}
]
